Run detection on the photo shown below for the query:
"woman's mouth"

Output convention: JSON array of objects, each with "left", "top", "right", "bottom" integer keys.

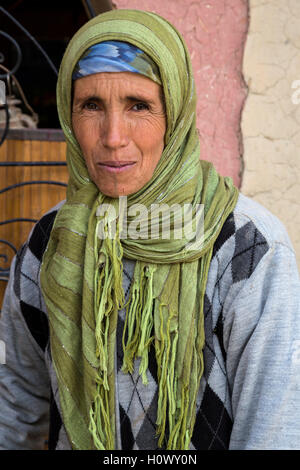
[{"left": 98, "top": 161, "right": 136, "bottom": 173}]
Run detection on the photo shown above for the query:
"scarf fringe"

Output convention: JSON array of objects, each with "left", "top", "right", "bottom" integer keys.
[
  {"left": 89, "top": 389, "right": 113, "bottom": 450},
  {"left": 155, "top": 304, "right": 188, "bottom": 449},
  {"left": 119, "top": 265, "right": 201, "bottom": 450},
  {"left": 122, "top": 264, "right": 156, "bottom": 385},
  {"left": 89, "top": 217, "right": 124, "bottom": 449},
  {"left": 155, "top": 302, "right": 202, "bottom": 450}
]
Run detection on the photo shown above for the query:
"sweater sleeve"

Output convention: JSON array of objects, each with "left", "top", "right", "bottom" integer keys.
[
  {"left": 0, "top": 254, "right": 50, "bottom": 450},
  {"left": 225, "top": 240, "right": 300, "bottom": 449}
]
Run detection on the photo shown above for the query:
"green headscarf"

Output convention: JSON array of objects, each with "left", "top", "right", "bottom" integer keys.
[{"left": 40, "top": 9, "right": 238, "bottom": 450}]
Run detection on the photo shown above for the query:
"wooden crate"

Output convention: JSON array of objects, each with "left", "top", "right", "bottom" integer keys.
[{"left": 0, "top": 129, "right": 68, "bottom": 309}]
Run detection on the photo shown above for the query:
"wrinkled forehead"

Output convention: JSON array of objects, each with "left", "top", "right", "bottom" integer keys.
[{"left": 71, "top": 71, "right": 166, "bottom": 117}]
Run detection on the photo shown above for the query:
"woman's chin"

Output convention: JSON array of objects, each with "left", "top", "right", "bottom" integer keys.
[{"left": 97, "top": 183, "right": 138, "bottom": 198}]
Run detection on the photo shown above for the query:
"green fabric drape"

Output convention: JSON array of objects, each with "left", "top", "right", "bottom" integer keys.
[{"left": 40, "top": 9, "right": 238, "bottom": 450}]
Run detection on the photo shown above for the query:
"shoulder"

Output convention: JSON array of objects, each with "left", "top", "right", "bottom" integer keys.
[
  {"left": 206, "top": 192, "right": 298, "bottom": 331},
  {"left": 211, "top": 192, "right": 295, "bottom": 277},
  {"left": 13, "top": 200, "right": 65, "bottom": 294},
  {"left": 204, "top": 193, "right": 300, "bottom": 371},
  {"left": 231, "top": 192, "right": 293, "bottom": 251},
  {"left": 14, "top": 199, "right": 65, "bottom": 287},
  {"left": 7, "top": 201, "right": 65, "bottom": 351},
  {"left": 26, "top": 200, "right": 65, "bottom": 263}
]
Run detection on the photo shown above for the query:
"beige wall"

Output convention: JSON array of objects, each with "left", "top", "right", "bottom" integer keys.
[{"left": 241, "top": 0, "right": 300, "bottom": 267}]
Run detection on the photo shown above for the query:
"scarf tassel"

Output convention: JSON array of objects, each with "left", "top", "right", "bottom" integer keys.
[
  {"left": 89, "top": 220, "right": 125, "bottom": 450},
  {"left": 122, "top": 264, "right": 156, "bottom": 385}
]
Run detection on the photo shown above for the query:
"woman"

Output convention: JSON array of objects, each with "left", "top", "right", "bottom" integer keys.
[{"left": 0, "top": 9, "right": 300, "bottom": 451}]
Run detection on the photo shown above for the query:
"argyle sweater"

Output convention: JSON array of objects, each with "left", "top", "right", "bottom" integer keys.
[{"left": 1, "top": 193, "right": 300, "bottom": 450}]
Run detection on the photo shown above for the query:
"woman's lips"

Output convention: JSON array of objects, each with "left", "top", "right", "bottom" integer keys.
[{"left": 97, "top": 161, "right": 136, "bottom": 173}]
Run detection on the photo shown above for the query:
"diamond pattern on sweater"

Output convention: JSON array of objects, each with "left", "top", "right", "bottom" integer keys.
[
  {"left": 191, "top": 383, "right": 232, "bottom": 450},
  {"left": 232, "top": 221, "right": 268, "bottom": 282}
]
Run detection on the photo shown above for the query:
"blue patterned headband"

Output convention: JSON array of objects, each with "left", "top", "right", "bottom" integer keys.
[{"left": 72, "top": 40, "right": 161, "bottom": 84}]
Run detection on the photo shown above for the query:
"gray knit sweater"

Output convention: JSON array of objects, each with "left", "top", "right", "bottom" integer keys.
[{"left": 1, "top": 193, "right": 300, "bottom": 450}]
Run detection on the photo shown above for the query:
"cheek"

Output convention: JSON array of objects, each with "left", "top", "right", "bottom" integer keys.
[
  {"left": 72, "top": 118, "right": 99, "bottom": 179},
  {"left": 72, "top": 115, "right": 98, "bottom": 154},
  {"left": 138, "top": 119, "right": 166, "bottom": 162},
  {"left": 146, "top": 130, "right": 165, "bottom": 166}
]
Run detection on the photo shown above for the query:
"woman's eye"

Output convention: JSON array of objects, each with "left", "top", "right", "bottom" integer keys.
[
  {"left": 84, "top": 102, "right": 98, "bottom": 111},
  {"left": 132, "top": 102, "right": 149, "bottom": 111}
]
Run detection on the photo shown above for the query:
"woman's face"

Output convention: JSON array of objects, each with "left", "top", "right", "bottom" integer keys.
[{"left": 72, "top": 72, "right": 166, "bottom": 197}]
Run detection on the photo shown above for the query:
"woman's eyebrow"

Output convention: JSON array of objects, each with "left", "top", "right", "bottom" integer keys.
[
  {"left": 74, "top": 95, "right": 102, "bottom": 105},
  {"left": 126, "top": 94, "right": 155, "bottom": 104},
  {"left": 74, "top": 93, "right": 157, "bottom": 106}
]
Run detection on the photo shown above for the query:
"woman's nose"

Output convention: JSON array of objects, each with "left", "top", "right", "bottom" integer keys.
[{"left": 101, "top": 112, "right": 130, "bottom": 149}]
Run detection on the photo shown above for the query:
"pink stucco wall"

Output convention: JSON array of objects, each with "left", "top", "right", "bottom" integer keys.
[{"left": 114, "top": 0, "right": 249, "bottom": 187}]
